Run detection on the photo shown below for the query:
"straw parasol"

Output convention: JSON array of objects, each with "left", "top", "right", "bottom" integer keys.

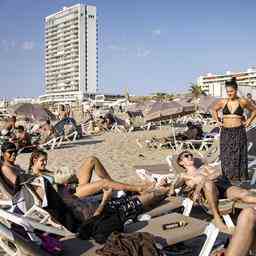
[
  {"left": 198, "top": 95, "right": 219, "bottom": 113},
  {"left": 8, "top": 103, "right": 56, "bottom": 121}
]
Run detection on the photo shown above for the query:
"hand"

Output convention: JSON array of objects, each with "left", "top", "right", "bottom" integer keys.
[
  {"left": 216, "top": 121, "right": 223, "bottom": 128},
  {"left": 192, "top": 191, "right": 201, "bottom": 202},
  {"left": 102, "top": 188, "right": 112, "bottom": 202},
  {"left": 243, "top": 120, "right": 250, "bottom": 128}
]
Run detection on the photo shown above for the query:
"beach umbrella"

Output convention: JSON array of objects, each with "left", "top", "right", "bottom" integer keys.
[
  {"left": 198, "top": 95, "right": 219, "bottom": 113},
  {"left": 8, "top": 103, "right": 56, "bottom": 121},
  {"left": 144, "top": 101, "right": 184, "bottom": 122},
  {"left": 174, "top": 99, "right": 195, "bottom": 113},
  {"left": 127, "top": 101, "right": 155, "bottom": 117}
]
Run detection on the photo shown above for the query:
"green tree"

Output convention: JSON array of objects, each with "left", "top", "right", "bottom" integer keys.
[
  {"left": 152, "top": 92, "right": 174, "bottom": 101},
  {"left": 189, "top": 83, "right": 206, "bottom": 98}
]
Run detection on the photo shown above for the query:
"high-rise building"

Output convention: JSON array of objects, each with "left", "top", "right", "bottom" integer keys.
[
  {"left": 197, "top": 67, "right": 256, "bottom": 97},
  {"left": 42, "top": 4, "right": 97, "bottom": 104}
]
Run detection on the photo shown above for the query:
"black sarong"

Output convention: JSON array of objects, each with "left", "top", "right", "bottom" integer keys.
[{"left": 220, "top": 126, "right": 248, "bottom": 180}]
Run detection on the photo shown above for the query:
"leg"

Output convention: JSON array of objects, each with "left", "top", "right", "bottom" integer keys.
[
  {"left": 137, "top": 186, "right": 169, "bottom": 210},
  {"left": 77, "top": 156, "right": 112, "bottom": 185},
  {"left": 75, "top": 177, "right": 150, "bottom": 198},
  {"left": 76, "top": 156, "right": 150, "bottom": 198},
  {"left": 203, "top": 180, "right": 227, "bottom": 230},
  {"left": 226, "top": 186, "right": 256, "bottom": 204},
  {"left": 225, "top": 208, "right": 256, "bottom": 256}
]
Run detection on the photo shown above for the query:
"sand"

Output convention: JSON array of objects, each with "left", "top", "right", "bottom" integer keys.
[
  {"left": 16, "top": 127, "right": 175, "bottom": 184},
  {"left": 0, "top": 127, "right": 186, "bottom": 255}
]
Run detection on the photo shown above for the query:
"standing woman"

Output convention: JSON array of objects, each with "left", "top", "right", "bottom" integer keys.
[{"left": 212, "top": 77, "right": 256, "bottom": 180}]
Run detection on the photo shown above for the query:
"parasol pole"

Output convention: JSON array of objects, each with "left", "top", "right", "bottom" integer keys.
[{"left": 171, "top": 120, "right": 177, "bottom": 147}]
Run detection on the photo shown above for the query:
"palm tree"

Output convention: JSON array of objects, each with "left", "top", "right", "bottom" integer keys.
[
  {"left": 190, "top": 83, "right": 206, "bottom": 98},
  {"left": 152, "top": 92, "right": 174, "bottom": 102}
]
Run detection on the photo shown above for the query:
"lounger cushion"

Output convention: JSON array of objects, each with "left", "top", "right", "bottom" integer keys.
[
  {"left": 146, "top": 197, "right": 183, "bottom": 218},
  {"left": 62, "top": 213, "right": 208, "bottom": 255},
  {"left": 125, "top": 213, "right": 207, "bottom": 246}
]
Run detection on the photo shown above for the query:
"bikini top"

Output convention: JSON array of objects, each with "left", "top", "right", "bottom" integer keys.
[{"left": 222, "top": 99, "right": 244, "bottom": 116}]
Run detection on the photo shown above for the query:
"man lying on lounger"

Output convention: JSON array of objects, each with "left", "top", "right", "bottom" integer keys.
[{"left": 176, "top": 150, "right": 256, "bottom": 231}]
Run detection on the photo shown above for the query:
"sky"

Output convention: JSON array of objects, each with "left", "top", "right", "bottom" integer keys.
[{"left": 1, "top": 0, "right": 256, "bottom": 98}]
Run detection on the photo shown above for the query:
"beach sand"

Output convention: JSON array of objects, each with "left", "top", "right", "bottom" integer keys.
[
  {"left": 16, "top": 127, "right": 173, "bottom": 184},
  {"left": 2, "top": 127, "right": 223, "bottom": 255},
  {"left": 0, "top": 128, "right": 171, "bottom": 255}
]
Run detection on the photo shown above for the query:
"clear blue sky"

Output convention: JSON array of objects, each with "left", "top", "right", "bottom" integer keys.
[{"left": 1, "top": 0, "right": 256, "bottom": 98}]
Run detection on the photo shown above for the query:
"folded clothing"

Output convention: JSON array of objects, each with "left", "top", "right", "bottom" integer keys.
[{"left": 96, "top": 232, "right": 161, "bottom": 256}]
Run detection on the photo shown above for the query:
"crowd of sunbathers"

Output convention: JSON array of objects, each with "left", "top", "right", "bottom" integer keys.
[
  {"left": 0, "top": 105, "right": 256, "bottom": 255},
  {"left": 0, "top": 138, "right": 256, "bottom": 255}
]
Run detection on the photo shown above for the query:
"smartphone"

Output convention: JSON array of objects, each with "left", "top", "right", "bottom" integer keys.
[{"left": 162, "top": 221, "right": 187, "bottom": 230}]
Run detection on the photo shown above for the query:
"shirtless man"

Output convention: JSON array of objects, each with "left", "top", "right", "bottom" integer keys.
[{"left": 176, "top": 150, "right": 256, "bottom": 231}]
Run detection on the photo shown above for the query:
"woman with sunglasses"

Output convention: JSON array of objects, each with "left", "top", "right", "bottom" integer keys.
[
  {"left": 212, "top": 77, "right": 256, "bottom": 181},
  {"left": 176, "top": 150, "right": 256, "bottom": 232}
]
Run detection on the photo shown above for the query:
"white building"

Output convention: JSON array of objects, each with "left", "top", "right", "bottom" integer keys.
[
  {"left": 198, "top": 67, "right": 256, "bottom": 98},
  {"left": 42, "top": 4, "right": 98, "bottom": 104}
]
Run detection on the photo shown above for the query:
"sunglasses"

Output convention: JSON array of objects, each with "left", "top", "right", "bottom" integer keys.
[{"left": 181, "top": 153, "right": 193, "bottom": 159}]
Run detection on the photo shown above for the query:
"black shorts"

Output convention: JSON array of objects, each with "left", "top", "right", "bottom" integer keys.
[
  {"left": 214, "top": 176, "right": 232, "bottom": 199},
  {"left": 106, "top": 196, "right": 144, "bottom": 222}
]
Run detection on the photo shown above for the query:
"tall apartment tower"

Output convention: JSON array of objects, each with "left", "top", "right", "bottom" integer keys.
[{"left": 43, "top": 4, "right": 97, "bottom": 104}]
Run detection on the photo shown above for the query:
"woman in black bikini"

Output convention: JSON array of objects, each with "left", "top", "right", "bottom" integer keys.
[{"left": 212, "top": 77, "right": 256, "bottom": 180}]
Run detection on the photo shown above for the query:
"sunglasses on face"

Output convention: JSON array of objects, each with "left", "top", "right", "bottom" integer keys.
[{"left": 181, "top": 153, "right": 193, "bottom": 160}]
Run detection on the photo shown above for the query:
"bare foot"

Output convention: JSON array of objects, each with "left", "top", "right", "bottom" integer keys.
[
  {"left": 211, "top": 248, "right": 226, "bottom": 256},
  {"left": 212, "top": 217, "right": 232, "bottom": 234},
  {"left": 139, "top": 181, "right": 156, "bottom": 194}
]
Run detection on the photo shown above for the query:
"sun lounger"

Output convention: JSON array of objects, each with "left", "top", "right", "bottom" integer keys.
[
  {"left": 0, "top": 170, "right": 194, "bottom": 255},
  {"left": 126, "top": 212, "right": 219, "bottom": 256},
  {"left": 61, "top": 212, "right": 219, "bottom": 256}
]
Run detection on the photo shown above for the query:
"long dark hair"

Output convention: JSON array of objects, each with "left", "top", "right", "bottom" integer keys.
[
  {"left": 225, "top": 77, "right": 238, "bottom": 90},
  {"left": 29, "top": 149, "right": 47, "bottom": 171}
]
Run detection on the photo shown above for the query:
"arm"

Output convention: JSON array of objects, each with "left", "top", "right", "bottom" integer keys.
[
  {"left": 211, "top": 99, "right": 224, "bottom": 127},
  {"left": 1, "top": 164, "right": 18, "bottom": 186},
  {"left": 243, "top": 98, "right": 256, "bottom": 127},
  {"left": 201, "top": 165, "right": 221, "bottom": 180},
  {"left": 93, "top": 188, "right": 112, "bottom": 216}
]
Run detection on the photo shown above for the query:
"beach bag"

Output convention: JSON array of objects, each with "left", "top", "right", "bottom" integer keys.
[
  {"left": 78, "top": 196, "right": 144, "bottom": 243},
  {"left": 78, "top": 211, "right": 124, "bottom": 244}
]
